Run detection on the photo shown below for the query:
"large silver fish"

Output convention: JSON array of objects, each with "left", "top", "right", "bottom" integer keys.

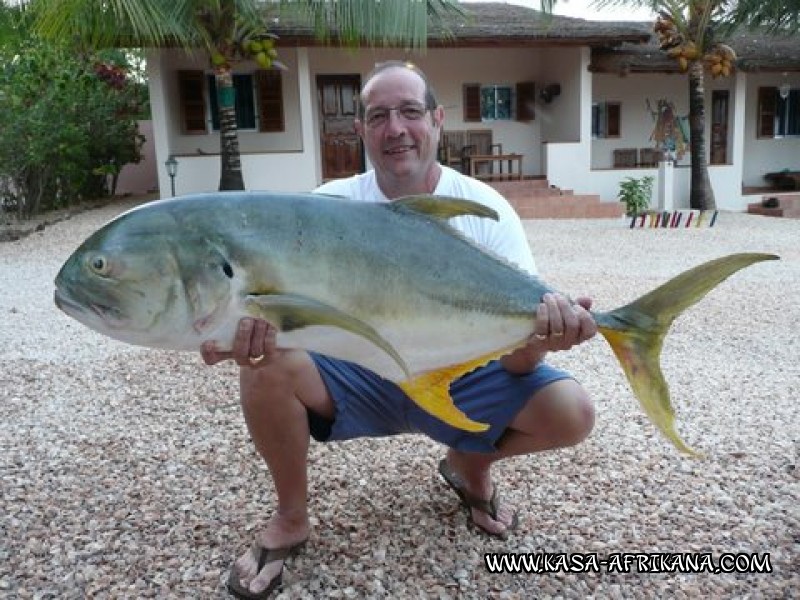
[{"left": 54, "top": 191, "right": 777, "bottom": 454}]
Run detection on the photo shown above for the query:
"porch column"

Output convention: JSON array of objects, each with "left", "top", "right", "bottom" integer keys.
[{"left": 657, "top": 160, "right": 674, "bottom": 211}]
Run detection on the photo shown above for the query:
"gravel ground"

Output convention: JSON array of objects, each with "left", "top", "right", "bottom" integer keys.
[{"left": 1, "top": 200, "right": 798, "bottom": 599}]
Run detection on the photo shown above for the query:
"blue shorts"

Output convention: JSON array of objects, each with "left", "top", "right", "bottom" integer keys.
[{"left": 307, "top": 353, "right": 572, "bottom": 454}]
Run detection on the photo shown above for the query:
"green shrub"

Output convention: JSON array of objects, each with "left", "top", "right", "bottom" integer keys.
[
  {"left": 0, "top": 39, "right": 147, "bottom": 219},
  {"left": 618, "top": 175, "right": 655, "bottom": 217}
]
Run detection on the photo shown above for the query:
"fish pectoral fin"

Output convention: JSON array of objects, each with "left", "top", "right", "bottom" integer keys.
[
  {"left": 390, "top": 195, "right": 499, "bottom": 221},
  {"left": 245, "top": 293, "right": 411, "bottom": 379},
  {"left": 398, "top": 349, "right": 511, "bottom": 433}
]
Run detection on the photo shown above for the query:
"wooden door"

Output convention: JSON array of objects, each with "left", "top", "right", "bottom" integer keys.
[
  {"left": 317, "top": 75, "right": 364, "bottom": 181},
  {"left": 710, "top": 90, "right": 729, "bottom": 165}
]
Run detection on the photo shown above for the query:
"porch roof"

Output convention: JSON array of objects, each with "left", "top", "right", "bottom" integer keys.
[
  {"left": 590, "top": 27, "right": 800, "bottom": 74},
  {"left": 267, "top": 2, "right": 651, "bottom": 48}
]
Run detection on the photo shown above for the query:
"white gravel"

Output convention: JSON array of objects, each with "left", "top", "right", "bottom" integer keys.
[{"left": 1, "top": 200, "right": 798, "bottom": 599}]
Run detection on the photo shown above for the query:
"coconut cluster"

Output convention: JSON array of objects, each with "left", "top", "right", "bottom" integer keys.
[
  {"left": 209, "top": 34, "right": 281, "bottom": 71},
  {"left": 654, "top": 12, "right": 736, "bottom": 77}
]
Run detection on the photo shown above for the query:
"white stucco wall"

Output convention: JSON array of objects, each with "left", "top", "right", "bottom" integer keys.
[
  {"left": 115, "top": 120, "right": 159, "bottom": 195},
  {"left": 592, "top": 72, "right": 697, "bottom": 169},
  {"left": 742, "top": 71, "right": 800, "bottom": 187},
  {"left": 147, "top": 47, "right": 320, "bottom": 195}
]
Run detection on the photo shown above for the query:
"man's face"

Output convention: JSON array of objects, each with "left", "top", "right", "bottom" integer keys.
[{"left": 356, "top": 67, "right": 443, "bottom": 183}]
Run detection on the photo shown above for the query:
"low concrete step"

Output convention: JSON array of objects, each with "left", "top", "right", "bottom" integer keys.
[
  {"left": 489, "top": 178, "right": 550, "bottom": 195},
  {"left": 747, "top": 193, "right": 800, "bottom": 219},
  {"left": 488, "top": 179, "right": 624, "bottom": 219},
  {"left": 747, "top": 204, "right": 784, "bottom": 217},
  {"left": 502, "top": 187, "right": 575, "bottom": 199},
  {"left": 508, "top": 194, "right": 625, "bottom": 219}
]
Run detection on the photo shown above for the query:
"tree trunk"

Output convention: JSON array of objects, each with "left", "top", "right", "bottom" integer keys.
[
  {"left": 688, "top": 61, "right": 716, "bottom": 210},
  {"left": 215, "top": 69, "right": 245, "bottom": 191}
]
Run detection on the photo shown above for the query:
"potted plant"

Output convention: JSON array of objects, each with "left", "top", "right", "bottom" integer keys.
[{"left": 618, "top": 175, "right": 654, "bottom": 217}]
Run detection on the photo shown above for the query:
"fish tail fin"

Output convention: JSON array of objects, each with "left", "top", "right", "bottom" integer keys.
[{"left": 596, "top": 253, "right": 779, "bottom": 456}]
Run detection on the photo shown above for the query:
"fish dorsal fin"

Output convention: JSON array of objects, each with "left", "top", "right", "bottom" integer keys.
[
  {"left": 390, "top": 195, "right": 499, "bottom": 221},
  {"left": 394, "top": 194, "right": 537, "bottom": 288}
]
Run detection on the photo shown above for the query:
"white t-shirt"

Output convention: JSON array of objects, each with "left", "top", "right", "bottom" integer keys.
[{"left": 314, "top": 166, "right": 537, "bottom": 275}]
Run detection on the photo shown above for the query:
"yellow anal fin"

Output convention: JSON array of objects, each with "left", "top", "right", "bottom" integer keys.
[{"left": 398, "top": 349, "right": 512, "bottom": 433}]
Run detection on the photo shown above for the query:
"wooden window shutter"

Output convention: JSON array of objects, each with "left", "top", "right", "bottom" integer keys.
[
  {"left": 606, "top": 102, "right": 621, "bottom": 137},
  {"left": 757, "top": 87, "right": 776, "bottom": 138},
  {"left": 516, "top": 81, "right": 535, "bottom": 122},
  {"left": 178, "top": 70, "right": 207, "bottom": 134},
  {"left": 256, "top": 69, "right": 285, "bottom": 133},
  {"left": 463, "top": 83, "right": 481, "bottom": 122}
]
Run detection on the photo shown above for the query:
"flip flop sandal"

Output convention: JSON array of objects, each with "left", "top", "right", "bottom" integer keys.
[
  {"left": 227, "top": 539, "right": 307, "bottom": 599},
  {"left": 438, "top": 459, "right": 519, "bottom": 539}
]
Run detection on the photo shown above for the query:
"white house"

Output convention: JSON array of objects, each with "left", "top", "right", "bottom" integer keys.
[{"left": 145, "top": 2, "right": 800, "bottom": 213}]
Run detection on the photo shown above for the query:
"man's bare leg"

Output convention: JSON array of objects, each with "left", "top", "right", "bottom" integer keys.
[
  {"left": 229, "top": 349, "right": 334, "bottom": 595},
  {"left": 443, "top": 379, "right": 595, "bottom": 536}
]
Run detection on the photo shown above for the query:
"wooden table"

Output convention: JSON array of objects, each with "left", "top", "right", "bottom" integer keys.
[{"left": 468, "top": 153, "right": 523, "bottom": 181}]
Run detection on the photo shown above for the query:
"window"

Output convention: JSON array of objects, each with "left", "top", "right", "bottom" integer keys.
[
  {"left": 177, "top": 69, "right": 284, "bottom": 134},
  {"left": 480, "top": 85, "right": 513, "bottom": 120},
  {"left": 592, "top": 102, "right": 621, "bottom": 138},
  {"left": 206, "top": 73, "right": 256, "bottom": 131},
  {"left": 758, "top": 86, "right": 800, "bottom": 138},
  {"left": 463, "top": 83, "right": 517, "bottom": 122},
  {"left": 208, "top": 74, "right": 256, "bottom": 130}
]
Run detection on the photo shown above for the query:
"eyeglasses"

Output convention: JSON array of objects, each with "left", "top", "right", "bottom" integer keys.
[{"left": 363, "top": 103, "right": 430, "bottom": 128}]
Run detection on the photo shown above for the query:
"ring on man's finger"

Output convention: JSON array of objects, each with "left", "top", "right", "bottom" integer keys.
[
  {"left": 552, "top": 331, "right": 564, "bottom": 337},
  {"left": 248, "top": 354, "right": 265, "bottom": 366},
  {"left": 534, "top": 333, "right": 548, "bottom": 341}
]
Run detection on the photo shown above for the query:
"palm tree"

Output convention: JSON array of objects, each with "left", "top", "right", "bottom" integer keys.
[
  {"left": 728, "top": 0, "right": 800, "bottom": 34},
  {"left": 30, "top": 0, "right": 461, "bottom": 191},
  {"left": 594, "top": 0, "right": 800, "bottom": 210}
]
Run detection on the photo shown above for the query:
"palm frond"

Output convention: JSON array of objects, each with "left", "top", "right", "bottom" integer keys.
[
  {"left": 726, "top": 0, "right": 800, "bottom": 34},
  {"left": 32, "top": 0, "right": 187, "bottom": 48},
  {"left": 279, "top": 0, "right": 462, "bottom": 50}
]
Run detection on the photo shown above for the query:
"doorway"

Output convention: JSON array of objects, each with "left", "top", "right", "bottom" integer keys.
[
  {"left": 710, "top": 90, "right": 729, "bottom": 165},
  {"left": 316, "top": 75, "right": 364, "bottom": 181}
]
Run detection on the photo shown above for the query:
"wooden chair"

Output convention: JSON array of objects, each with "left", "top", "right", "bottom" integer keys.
[
  {"left": 465, "top": 129, "right": 494, "bottom": 177},
  {"left": 639, "top": 147, "right": 664, "bottom": 167},
  {"left": 440, "top": 130, "right": 466, "bottom": 172},
  {"left": 613, "top": 148, "right": 638, "bottom": 168}
]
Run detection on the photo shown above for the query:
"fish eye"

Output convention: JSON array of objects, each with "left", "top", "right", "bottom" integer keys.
[
  {"left": 222, "top": 261, "right": 234, "bottom": 279},
  {"left": 88, "top": 255, "right": 111, "bottom": 276}
]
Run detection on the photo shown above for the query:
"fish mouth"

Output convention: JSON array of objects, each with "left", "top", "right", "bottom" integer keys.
[
  {"left": 54, "top": 287, "right": 125, "bottom": 328},
  {"left": 54, "top": 287, "right": 86, "bottom": 316}
]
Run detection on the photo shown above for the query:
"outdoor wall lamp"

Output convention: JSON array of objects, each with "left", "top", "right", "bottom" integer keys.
[
  {"left": 540, "top": 83, "right": 562, "bottom": 104},
  {"left": 778, "top": 73, "right": 790, "bottom": 101},
  {"left": 165, "top": 155, "right": 178, "bottom": 197}
]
